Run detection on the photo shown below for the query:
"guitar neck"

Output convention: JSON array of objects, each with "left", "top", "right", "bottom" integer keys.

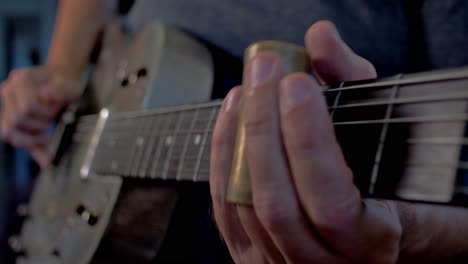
[
  {"left": 82, "top": 66, "right": 468, "bottom": 205},
  {"left": 86, "top": 101, "right": 221, "bottom": 182}
]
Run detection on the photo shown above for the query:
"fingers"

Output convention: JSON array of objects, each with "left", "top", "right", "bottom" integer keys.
[
  {"left": 2, "top": 128, "right": 48, "bottom": 149},
  {"left": 212, "top": 20, "right": 399, "bottom": 263},
  {"left": 278, "top": 73, "right": 401, "bottom": 262},
  {"left": 279, "top": 73, "right": 361, "bottom": 239},
  {"left": 240, "top": 53, "right": 338, "bottom": 263},
  {"left": 305, "top": 20, "right": 377, "bottom": 83},
  {"left": 210, "top": 87, "right": 253, "bottom": 263},
  {"left": 0, "top": 66, "right": 77, "bottom": 166}
]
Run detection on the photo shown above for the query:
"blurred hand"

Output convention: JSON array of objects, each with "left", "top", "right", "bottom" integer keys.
[
  {"left": 0, "top": 66, "right": 79, "bottom": 167},
  {"left": 210, "top": 21, "right": 468, "bottom": 263}
]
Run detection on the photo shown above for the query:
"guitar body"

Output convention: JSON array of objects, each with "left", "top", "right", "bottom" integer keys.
[{"left": 15, "top": 22, "right": 214, "bottom": 263}]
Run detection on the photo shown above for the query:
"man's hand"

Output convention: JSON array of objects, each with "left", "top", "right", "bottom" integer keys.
[
  {"left": 0, "top": 66, "right": 79, "bottom": 167},
  {"left": 210, "top": 21, "right": 468, "bottom": 263}
]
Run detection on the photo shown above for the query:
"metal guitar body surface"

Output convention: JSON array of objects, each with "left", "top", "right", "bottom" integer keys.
[{"left": 14, "top": 22, "right": 214, "bottom": 264}]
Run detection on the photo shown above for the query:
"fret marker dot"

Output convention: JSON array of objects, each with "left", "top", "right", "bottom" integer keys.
[
  {"left": 165, "top": 136, "right": 173, "bottom": 146},
  {"left": 194, "top": 134, "right": 201, "bottom": 145},
  {"left": 136, "top": 137, "right": 144, "bottom": 146}
]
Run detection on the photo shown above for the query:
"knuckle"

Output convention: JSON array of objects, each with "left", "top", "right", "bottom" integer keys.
[
  {"left": 244, "top": 113, "right": 274, "bottom": 140},
  {"left": 211, "top": 123, "right": 229, "bottom": 151},
  {"left": 210, "top": 112, "right": 238, "bottom": 152},
  {"left": 289, "top": 135, "right": 322, "bottom": 155},
  {"left": 255, "top": 198, "right": 294, "bottom": 233},
  {"left": 9, "top": 69, "right": 26, "bottom": 81},
  {"left": 313, "top": 194, "right": 361, "bottom": 234},
  {"left": 10, "top": 115, "right": 24, "bottom": 129},
  {"left": 285, "top": 131, "right": 339, "bottom": 162},
  {"left": 210, "top": 133, "right": 229, "bottom": 158}
]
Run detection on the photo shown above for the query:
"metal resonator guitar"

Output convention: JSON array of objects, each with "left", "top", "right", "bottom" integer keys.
[{"left": 10, "top": 21, "right": 468, "bottom": 263}]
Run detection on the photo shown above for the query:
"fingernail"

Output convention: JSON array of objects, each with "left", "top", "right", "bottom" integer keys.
[
  {"left": 222, "top": 88, "right": 241, "bottom": 112},
  {"left": 279, "top": 76, "right": 310, "bottom": 112},
  {"left": 247, "top": 55, "right": 276, "bottom": 89},
  {"left": 330, "top": 24, "right": 343, "bottom": 42}
]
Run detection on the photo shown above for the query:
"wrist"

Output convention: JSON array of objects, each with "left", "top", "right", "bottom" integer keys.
[{"left": 45, "top": 61, "right": 81, "bottom": 82}]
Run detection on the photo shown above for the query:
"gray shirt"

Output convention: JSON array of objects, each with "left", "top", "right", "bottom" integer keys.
[{"left": 126, "top": 0, "right": 468, "bottom": 76}]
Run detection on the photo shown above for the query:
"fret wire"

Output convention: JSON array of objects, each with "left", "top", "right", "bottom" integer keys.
[
  {"left": 176, "top": 108, "right": 200, "bottom": 180},
  {"left": 116, "top": 160, "right": 468, "bottom": 184},
  {"left": 127, "top": 118, "right": 143, "bottom": 176},
  {"left": 149, "top": 113, "right": 172, "bottom": 178},
  {"left": 73, "top": 67, "right": 468, "bottom": 131},
  {"left": 115, "top": 119, "right": 129, "bottom": 174},
  {"left": 193, "top": 105, "right": 219, "bottom": 181},
  {"left": 162, "top": 111, "right": 185, "bottom": 180},
  {"left": 141, "top": 116, "right": 162, "bottom": 176},
  {"left": 149, "top": 158, "right": 468, "bottom": 175},
  {"left": 201, "top": 112, "right": 218, "bottom": 178},
  {"left": 105, "top": 132, "right": 119, "bottom": 172},
  {"left": 139, "top": 115, "right": 161, "bottom": 177},
  {"left": 131, "top": 115, "right": 157, "bottom": 177},
  {"left": 115, "top": 129, "right": 135, "bottom": 174},
  {"left": 77, "top": 114, "right": 468, "bottom": 142},
  {"left": 97, "top": 135, "right": 468, "bottom": 179},
  {"left": 330, "top": 82, "right": 344, "bottom": 119},
  {"left": 107, "top": 100, "right": 223, "bottom": 120},
  {"left": 103, "top": 117, "right": 128, "bottom": 174},
  {"left": 124, "top": 117, "right": 146, "bottom": 176},
  {"left": 76, "top": 69, "right": 468, "bottom": 178},
  {"left": 75, "top": 89, "right": 468, "bottom": 134},
  {"left": 369, "top": 74, "right": 403, "bottom": 194}
]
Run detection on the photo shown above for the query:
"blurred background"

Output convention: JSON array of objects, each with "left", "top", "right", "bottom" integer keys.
[{"left": 0, "top": 0, "right": 57, "bottom": 262}]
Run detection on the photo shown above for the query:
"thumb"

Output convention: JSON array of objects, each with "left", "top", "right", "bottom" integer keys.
[{"left": 305, "top": 20, "right": 377, "bottom": 83}]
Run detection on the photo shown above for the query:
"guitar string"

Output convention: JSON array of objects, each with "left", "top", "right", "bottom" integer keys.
[
  {"left": 69, "top": 66, "right": 468, "bottom": 131},
  {"left": 72, "top": 113, "right": 468, "bottom": 138},
  {"left": 68, "top": 71, "right": 468, "bottom": 177},
  {"left": 72, "top": 89, "right": 468, "bottom": 133},
  {"left": 93, "top": 160, "right": 468, "bottom": 181},
  {"left": 68, "top": 70, "right": 468, "bottom": 129},
  {"left": 87, "top": 129, "right": 468, "bottom": 185}
]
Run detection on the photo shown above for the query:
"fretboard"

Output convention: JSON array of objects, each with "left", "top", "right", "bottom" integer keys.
[
  {"left": 85, "top": 101, "right": 221, "bottom": 182},
  {"left": 78, "top": 66, "right": 468, "bottom": 205}
]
